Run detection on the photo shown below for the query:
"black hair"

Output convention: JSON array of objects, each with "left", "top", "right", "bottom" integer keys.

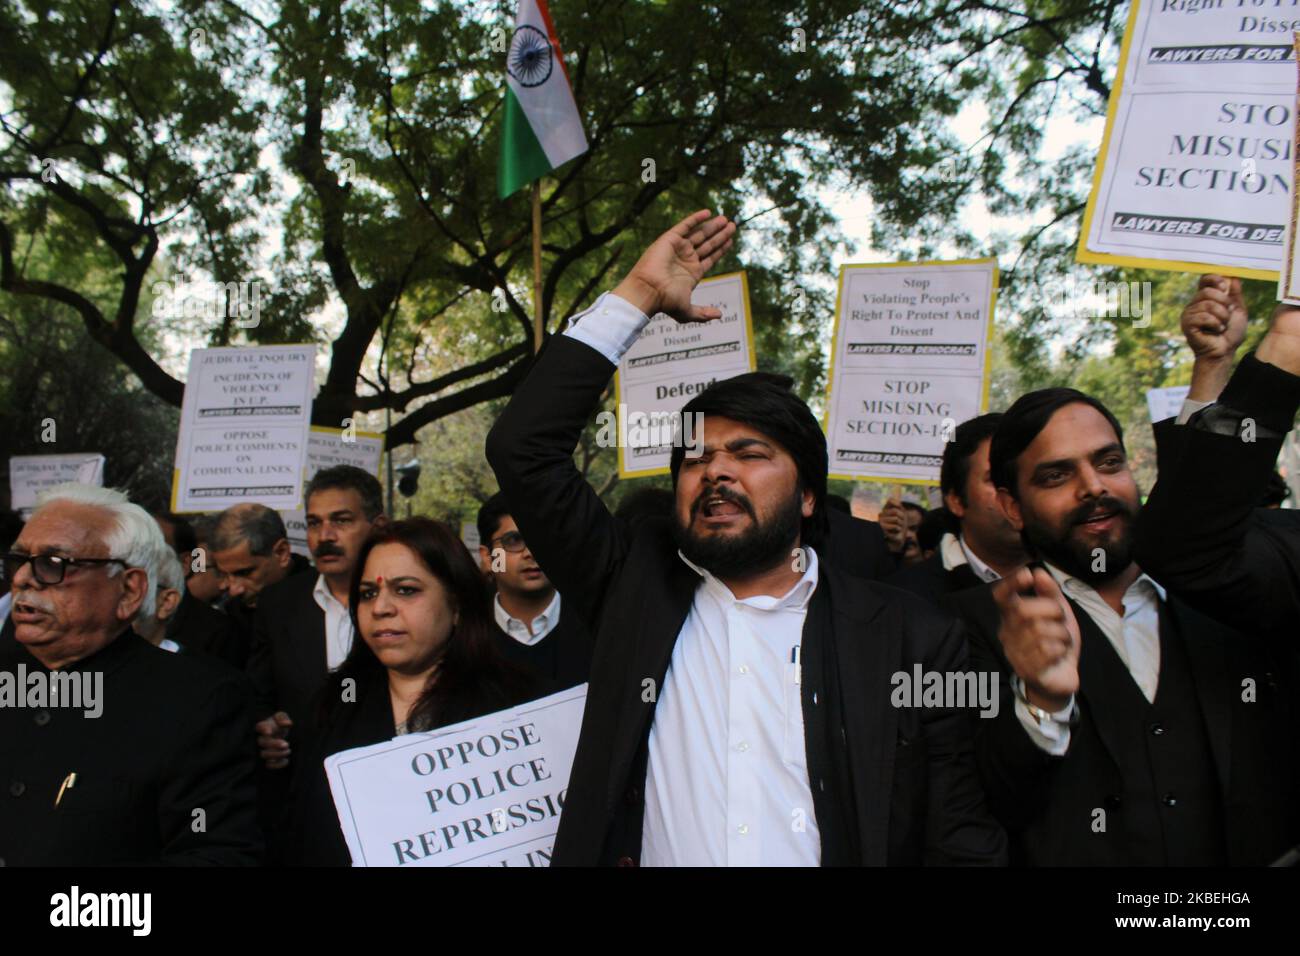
[
  {"left": 989, "top": 388, "right": 1126, "bottom": 498},
  {"left": 917, "top": 507, "right": 949, "bottom": 553},
  {"left": 305, "top": 464, "right": 384, "bottom": 521},
  {"left": 669, "top": 371, "right": 829, "bottom": 548},
  {"left": 824, "top": 494, "right": 851, "bottom": 514},
  {"left": 152, "top": 511, "right": 197, "bottom": 557},
  {"left": 900, "top": 501, "right": 927, "bottom": 517},
  {"left": 939, "top": 413, "right": 1004, "bottom": 505},
  {"left": 0, "top": 509, "right": 26, "bottom": 551},
  {"left": 1260, "top": 471, "right": 1290, "bottom": 508},
  {"left": 476, "top": 492, "right": 511, "bottom": 547}
]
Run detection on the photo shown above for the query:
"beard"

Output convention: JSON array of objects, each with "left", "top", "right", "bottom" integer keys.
[
  {"left": 671, "top": 484, "right": 803, "bottom": 579},
  {"left": 1020, "top": 493, "right": 1136, "bottom": 585}
]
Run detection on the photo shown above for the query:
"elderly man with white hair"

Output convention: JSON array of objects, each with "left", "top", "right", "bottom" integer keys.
[{"left": 0, "top": 483, "right": 262, "bottom": 866}]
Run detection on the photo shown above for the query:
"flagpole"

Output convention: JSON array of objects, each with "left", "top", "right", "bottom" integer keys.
[{"left": 531, "top": 180, "right": 543, "bottom": 353}]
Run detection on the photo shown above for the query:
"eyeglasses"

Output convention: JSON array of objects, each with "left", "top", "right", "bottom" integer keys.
[
  {"left": 2, "top": 551, "right": 128, "bottom": 585},
  {"left": 490, "top": 531, "right": 528, "bottom": 554}
]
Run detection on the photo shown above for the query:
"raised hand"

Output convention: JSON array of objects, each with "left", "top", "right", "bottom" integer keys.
[
  {"left": 879, "top": 497, "right": 907, "bottom": 555},
  {"left": 612, "top": 209, "right": 737, "bottom": 323},
  {"left": 992, "top": 566, "right": 1080, "bottom": 712},
  {"left": 1181, "top": 274, "right": 1247, "bottom": 362}
]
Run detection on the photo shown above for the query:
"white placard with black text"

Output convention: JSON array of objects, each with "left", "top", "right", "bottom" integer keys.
[{"left": 824, "top": 259, "right": 997, "bottom": 484}]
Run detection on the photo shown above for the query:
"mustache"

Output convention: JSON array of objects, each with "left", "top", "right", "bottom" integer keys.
[
  {"left": 312, "top": 543, "right": 345, "bottom": 558},
  {"left": 693, "top": 485, "right": 755, "bottom": 519},
  {"left": 1067, "top": 495, "right": 1133, "bottom": 527},
  {"left": 12, "top": 591, "right": 55, "bottom": 613}
]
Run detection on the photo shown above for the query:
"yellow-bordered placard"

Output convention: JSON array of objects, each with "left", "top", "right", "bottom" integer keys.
[
  {"left": 823, "top": 257, "right": 999, "bottom": 487},
  {"left": 1076, "top": 0, "right": 1280, "bottom": 281},
  {"left": 1280, "top": 32, "right": 1300, "bottom": 302},
  {"left": 306, "top": 423, "right": 386, "bottom": 481},
  {"left": 613, "top": 270, "right": 757, "bottom": 479}
]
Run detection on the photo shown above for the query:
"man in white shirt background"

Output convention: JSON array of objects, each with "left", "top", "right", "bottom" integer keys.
[
  {"left": 946, "top": 386, "right": 1299, "bottom": 865},
  {"left": 887, "top": 413, "right": 1027, "bottom": 604},
  {"left": 477, "top": 491, "right": 592, "bottom": 689}
]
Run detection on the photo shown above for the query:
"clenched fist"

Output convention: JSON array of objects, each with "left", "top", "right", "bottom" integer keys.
[
  {"left": 992, "top": 566, "right": 1080, "bottom": 712},
  {"left": 1181, "top": 274, "right": 1247, "bottom": 363}
]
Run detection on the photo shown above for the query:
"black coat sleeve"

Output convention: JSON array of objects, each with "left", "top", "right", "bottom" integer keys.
[
  {"left": 917, "top": 613, "right": 1009, "bottom": 865},
  {"left": 945, "top": 588, "right": 1061, "bottom": 833},
  {"left": 485, "top": 335, "right": 631, "bottom": 623},
  {"left": 1135, "top": 354, "right": 1300, "bottom": 636},
  {"left": 156, "top": 669, "right": 263, "bottom": 865}
]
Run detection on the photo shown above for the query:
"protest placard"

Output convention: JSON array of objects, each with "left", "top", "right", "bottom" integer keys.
[
  {"left": 824, "top": 259, "right": 997, "bottom": 484},
  {"left": 325, "top": 685, "right": 586, "bottom": 867},
  {"left": 1279, "top": 33, "right": 1300, "bottom": 303},
  {"left": 1145, "top": 384, "right": 1192, "bottom": 424},
  {"left": 612, "top": 271, "right": 755, "bottom": 477},
  {"left": 281, "top": 425, "right": 385, "bottom": 556},
  {"left": 1079, "top": 0, "right": 1296, "bottom": 279},
  {"left": 171, "top": 346, "right": 316, "bottom": 512},
  {"left": 9, "top": 453, "right": 105, "bottom": 514}
]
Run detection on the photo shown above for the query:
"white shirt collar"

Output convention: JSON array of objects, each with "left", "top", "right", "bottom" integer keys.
[
  {"left": 493, "top": 590, "right": 562, "bottom": 645},
  {"left": 1044, "top": 561, "right": 1167, "bottom": 605},
  {"left": 677, "top": 545, "right": 820, "bottom": 610},
  {"left": 312, "top": 572, "right": 347, "bottom": 611}
]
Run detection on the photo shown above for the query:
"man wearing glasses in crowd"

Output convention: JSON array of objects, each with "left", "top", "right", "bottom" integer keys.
[
  {"left": 477, "top": 493, "right": 593, "bottom": 690},
  {"left": 0, "top": 483, "right": 260, "bottom": 865}
]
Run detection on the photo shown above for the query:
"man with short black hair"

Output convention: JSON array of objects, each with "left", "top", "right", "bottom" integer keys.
[
  {"left": 946, "top": 387, "right": 1298, "bottom": 865},
  {"left": 887, "top": 414, "right": 1026, "bottom": 603},
  {"left": 209, "top": 504, "right": 307, "bottom": 612},
  {"left": 477, "top": 492, "right": 592, "bottom": 689},
  {"left": 488, "top": 210, "right": 1005, "bottom": 866}
]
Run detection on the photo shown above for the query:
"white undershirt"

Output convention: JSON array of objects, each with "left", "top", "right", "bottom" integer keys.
[{"left": 312, "top": 573, "right": 355, "bottom": 671}]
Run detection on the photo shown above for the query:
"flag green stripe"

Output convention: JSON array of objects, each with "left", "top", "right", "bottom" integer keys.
[{"left": 499, "top": 85, "right": 553, "bottom": 199}]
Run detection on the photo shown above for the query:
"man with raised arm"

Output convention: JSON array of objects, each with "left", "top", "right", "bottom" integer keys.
[{"left": 486, "top": 210, "right": 1005, "bottom": 866}]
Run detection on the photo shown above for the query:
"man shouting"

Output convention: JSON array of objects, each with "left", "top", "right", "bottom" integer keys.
[{"left": 486, "top": 210, "right": 1005, "bottom": 866}]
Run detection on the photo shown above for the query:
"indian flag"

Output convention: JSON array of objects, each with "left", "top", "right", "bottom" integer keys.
[{"left": 498, "top": 0, "right": 588, "bottom": 199}]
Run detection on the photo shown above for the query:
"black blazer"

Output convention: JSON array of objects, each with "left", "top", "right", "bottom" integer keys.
[
  {"left": 486, "top": 333, "right": 1007, "bottom": 866},
  {"left": 946, "top": 582, "right": 1300, "bottom": 865},
  {"left": 886, "top": 551, "right": 984, "bottom": 605},
  {"left": 247, "top": 569, "right": 328, "bottom": 726},
  {"left": 0, "top": 628, "right": 262, "bottom": 865},
  {"left": 1137, "top": 404, "right": 1300, "bottom": 639},
  {"left": 168, "top": 589, "right": 249, "bottom": 669},
  {"left": 825, "top": 508, "right": 899, "bottom": 580}
]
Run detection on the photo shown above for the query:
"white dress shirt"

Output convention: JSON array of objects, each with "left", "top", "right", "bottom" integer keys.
[
  {"left": 312, "top": 573, "right": 355, "bottom": 671},
  {"left": 1017, "top": 562, "right": 1167, "bottom": 755},
  {"left": 493, "top": 591, "right": 561, "bottom": 645},
  {"left": 568, "top": 289, "right": 822, "bottom": 865},
  {"left": 938, "top": 532, "right": 1001, "bottom": 583},
  {"left": 641, "top": 548, "right": 823, "bottom": 867}
]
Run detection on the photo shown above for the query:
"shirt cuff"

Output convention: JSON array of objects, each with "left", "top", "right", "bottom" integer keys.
[
  {"left": 1010, "top": 676, "right": 1076, "bottom": 756},
  {"left": 1175, "top": 397, "right": 1212, "bottom": 426},
  {"left": 563, "top": 291, "right": 650, "bottom": 365}
]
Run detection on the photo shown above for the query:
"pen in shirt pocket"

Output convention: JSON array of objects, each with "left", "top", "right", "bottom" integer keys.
[
  {"left": 790, "top": 645, "right": 801, "bottom": 685},
  {"left": 54, "top": 772, "right": 76, "bottom": 808}
]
